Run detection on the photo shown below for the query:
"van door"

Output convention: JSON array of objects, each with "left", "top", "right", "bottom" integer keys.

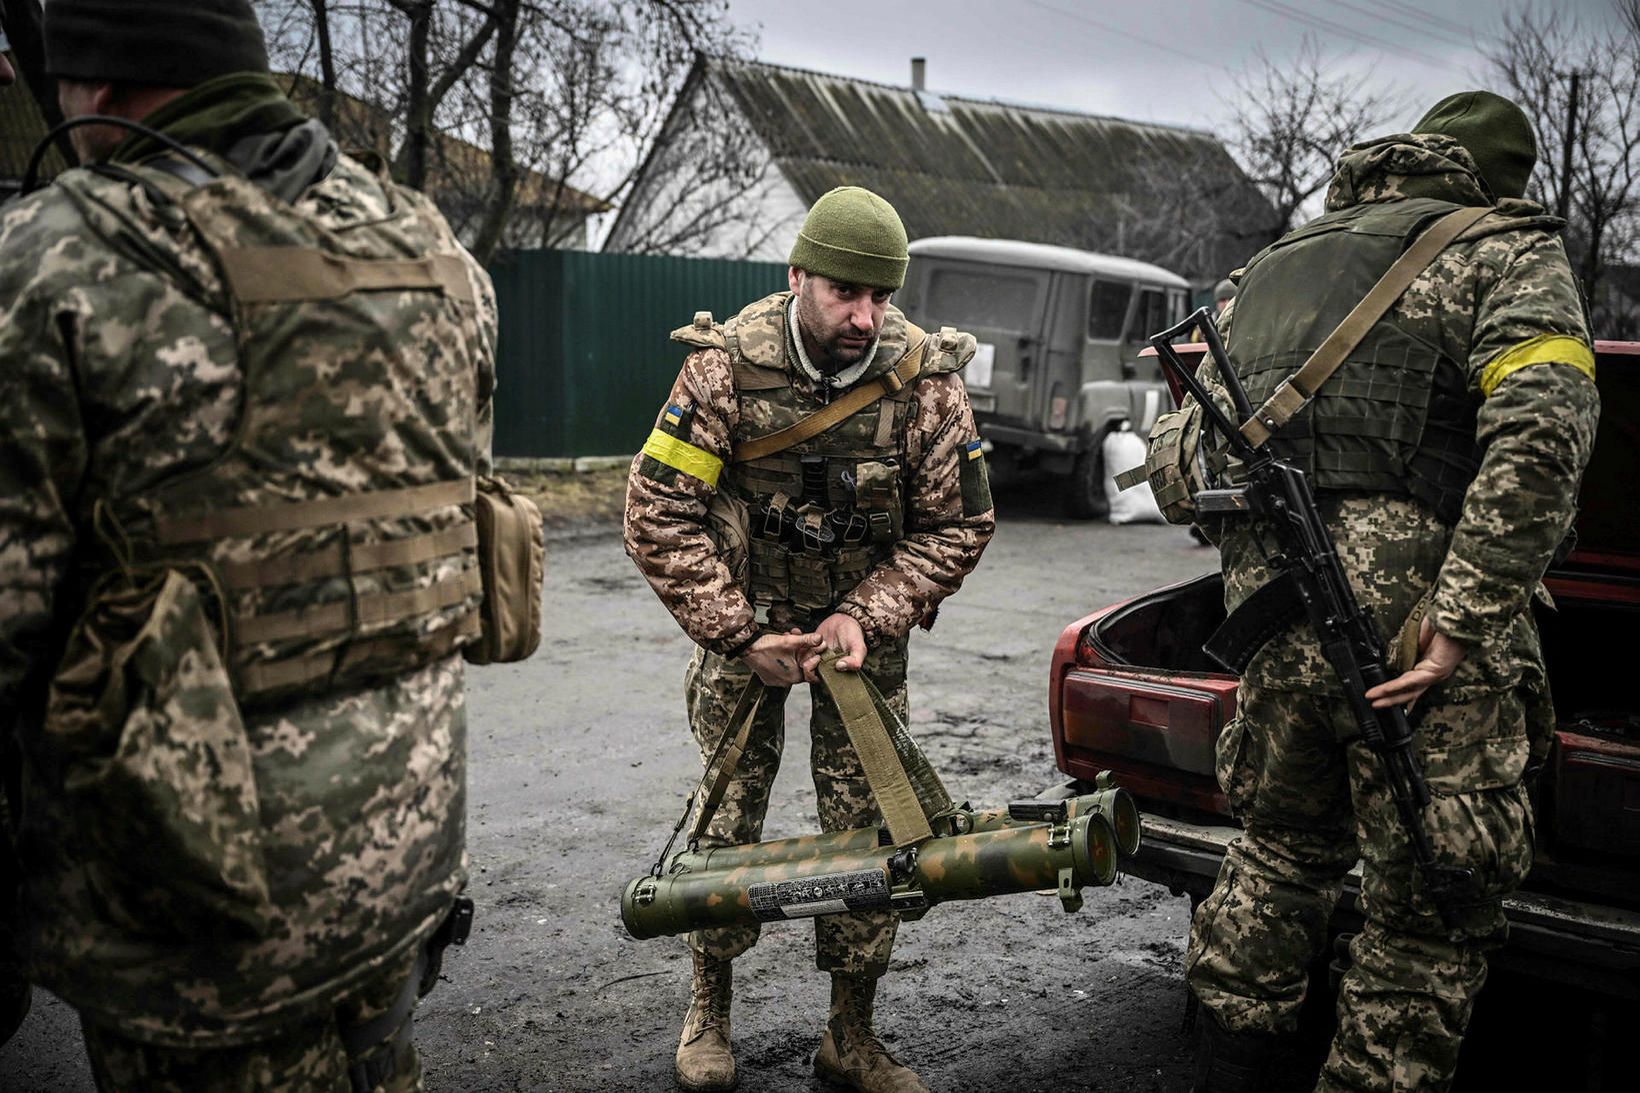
[{"left": 917, "top": 260, "right": 1051, "bottom": 432}]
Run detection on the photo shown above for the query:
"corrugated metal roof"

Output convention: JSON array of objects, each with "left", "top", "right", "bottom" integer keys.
[{"left": 710, "top": 57, "right": 1274, "bottom": 283}]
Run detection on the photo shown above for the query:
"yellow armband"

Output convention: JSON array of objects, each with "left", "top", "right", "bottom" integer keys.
[
  {"left": 641, "top": 430, "right": 723, "bottom": 487},
  {"left": 1479, "top": 334, "right": 1595, "bottom": 397}
]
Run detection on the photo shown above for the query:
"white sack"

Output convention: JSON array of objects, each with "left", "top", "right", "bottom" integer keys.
[{"left": 1104, "top": 424, "right": 1166, "bottom": 525}]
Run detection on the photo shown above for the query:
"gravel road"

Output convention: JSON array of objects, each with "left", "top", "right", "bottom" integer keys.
[{"left": 2, "top": 484, "right": 1219, "bottom": 1092}]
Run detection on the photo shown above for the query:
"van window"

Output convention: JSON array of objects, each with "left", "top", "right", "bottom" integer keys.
[
  {"left": 925, "top": 267, "right": 1042, "bottom": 333},
  {"left": 1135, "top": 288, "right": 1171, "bottom": 343},
  {"left": 1088, "top": 280, "right": 1132, "bottom": 340}
]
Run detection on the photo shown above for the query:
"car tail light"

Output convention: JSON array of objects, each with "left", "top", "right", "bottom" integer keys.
[
  {"left": 1054, "top": 668, "right": 1237, "bottom": 815},
  {"left": 1552, "top": 728, "right": 1640, "bottom": 857}
]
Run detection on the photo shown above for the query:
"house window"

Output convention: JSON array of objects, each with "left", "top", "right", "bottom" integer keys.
[{"left": 1088, "top": 280, "right": 1132, "bottom": 340}]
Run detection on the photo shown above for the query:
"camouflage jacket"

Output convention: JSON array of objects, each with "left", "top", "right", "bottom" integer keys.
[
  {"left": 0, "top": 117, "right": 497, "bottom": 1044},
  {"left": 1186, "top": 134, "right": 1599, "bottom": 707},
  {"left": 624, "top": 292, "right": 995, "bottom": 655}
]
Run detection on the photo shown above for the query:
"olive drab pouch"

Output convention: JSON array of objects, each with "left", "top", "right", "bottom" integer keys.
[
  {"left": 704, "top": 489, "right": 751, "bottom": 588},
  {"left": 43, "top": 567, "right": 274, "bottom": 940},
  {"left": 852, "top": 459, "right": 904, "bottom": 544},
  {"left": 1123, "top": 402, "right": 1208, "bottom": 524},
  {"left": 464, "top": 476, "right": 545, "bottom": 665}
]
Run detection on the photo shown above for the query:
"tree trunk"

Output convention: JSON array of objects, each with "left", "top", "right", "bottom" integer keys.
[
  {"left": 391, "top": 0, "right": 434, "bottom": 191},
  {"left": 471, "top": 0, "right": 521, "bottom": 264},
  {"left": 309, "top": 0, "right": 337, "bottom": 130}
]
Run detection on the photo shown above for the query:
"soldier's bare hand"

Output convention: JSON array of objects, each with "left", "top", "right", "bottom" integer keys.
[
  {"left": 1365, "top": 619, "right": 1467, "bottom": 710},
  {"left": 804, "top": 613, "right": 867, "bottom": 680},
  {"left": 741, "top": 630, "right": 823, "bottom": 687}
]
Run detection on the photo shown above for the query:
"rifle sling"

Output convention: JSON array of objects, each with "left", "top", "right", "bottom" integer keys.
[
  {"left": 732, "top": 336, "right": 927, "bottom": 464},
  {"left": 1240, "top": 205, "right": 1495, "bottom": 448}
]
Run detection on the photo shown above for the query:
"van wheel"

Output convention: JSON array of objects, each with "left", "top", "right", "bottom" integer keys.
[{"left": 1066, "top": 444, "right": 1108, "bottom": 520}]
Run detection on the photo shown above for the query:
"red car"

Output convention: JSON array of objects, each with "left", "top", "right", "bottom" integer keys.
[{"left": 1042, "top": 342, "right": 1638, "bottom": 1054}]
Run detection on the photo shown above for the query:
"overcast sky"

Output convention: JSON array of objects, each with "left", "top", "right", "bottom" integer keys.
[{"left": 723, "top": 0, "right": 1623, "bottom": 135}]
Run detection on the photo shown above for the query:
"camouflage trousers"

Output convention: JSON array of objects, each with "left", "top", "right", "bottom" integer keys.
[
  {"left": 683, "top": 636, "right": 910, "bottom": 977},
  {"left": 1186, "top": 678, "right": 1535, "bottom": 1093},
  {"left": 80, "top": 947, "right": 423, "bottom": 1093}
]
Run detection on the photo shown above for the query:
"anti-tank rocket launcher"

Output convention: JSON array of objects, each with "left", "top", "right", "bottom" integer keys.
[{"left": 622, "top": 657, "right": 1140, "bottom": 940}]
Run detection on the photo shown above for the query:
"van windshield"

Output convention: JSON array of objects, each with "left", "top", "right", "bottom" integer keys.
[
  {"left": 925, "top": 267, "right": 1042, "bottom": 333},
  {"left": 1089, "top": 280, "right": 1132, "bottom": 340}
]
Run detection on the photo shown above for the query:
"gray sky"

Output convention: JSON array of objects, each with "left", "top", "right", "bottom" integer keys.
[{"left": 724, "top": 0, "right": 1623, "bottom": 135}]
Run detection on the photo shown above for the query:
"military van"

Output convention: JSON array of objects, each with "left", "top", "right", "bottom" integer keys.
[{"left": 897, "top": 237, "right": 1190, "bottom": 517}]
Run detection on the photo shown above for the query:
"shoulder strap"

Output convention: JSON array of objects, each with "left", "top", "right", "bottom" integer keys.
[
  {"left": 1239, "top": 204, "right": 1494, "bottom": 448},
  {"left": 731, "top": 334, "right": 928, "bottom": 464}
]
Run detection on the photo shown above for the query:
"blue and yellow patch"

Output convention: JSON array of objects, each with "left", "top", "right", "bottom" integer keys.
[
  {"left": 664, "top": 404, "right": 685, "bottom": 426},
  {"left": 965, "top": 439, "right": 984, "bottom": 461}
]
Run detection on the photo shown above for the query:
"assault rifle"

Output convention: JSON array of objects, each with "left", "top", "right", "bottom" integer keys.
[{"left": 1150, "top": 308, "right": 1474, "bottom": 934}]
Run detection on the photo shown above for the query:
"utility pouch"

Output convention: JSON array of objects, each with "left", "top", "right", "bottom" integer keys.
[
  {"left": 704, "top": 490, "right": 751, "bottom": 588},
  {"left": 786, "top": 552, "right": 834, "bottom": 611},
  {"left": 464, "top": 475, "right": 545, "bottom": 665},
  {"left": 44, "top": 567, "right": 273, "bottom": 940},
  {"left": 1139, "top": 403, "right": 1209, "bottom": 524},
  {"left": 853, "top": 460, "right": 903, "bottom": 544}
]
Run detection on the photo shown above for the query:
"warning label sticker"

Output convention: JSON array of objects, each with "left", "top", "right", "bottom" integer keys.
[{"left": 748, "top": 869, "right": 891, "bottom": 921}]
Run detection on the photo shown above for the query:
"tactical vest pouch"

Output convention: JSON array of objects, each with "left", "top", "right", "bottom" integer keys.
[
  {"left": 464, "top": 476, "right": 545, "bottom": 665},
  {"left": 704, "top": 490, "right": 751, "bottom": 588},
  {"left": 853, "top": 460, "right": 904, "bottom": 544},
  {"left": 44, "top": 567, "right": 274, "bottom": 940},
  {"left": 1142, "top": 404, "right": 1209, "bottom": 524}
]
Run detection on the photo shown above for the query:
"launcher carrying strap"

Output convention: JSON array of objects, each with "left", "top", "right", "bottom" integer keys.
[
  {"left": 1238, "top": 204, "right": 1494, "bottom": 448},
  {"left": 668, "top": 648, "right": 937, "bottom": 872},
  {"left": 817, "top": 653, "right": 934, "bottom": 846}
]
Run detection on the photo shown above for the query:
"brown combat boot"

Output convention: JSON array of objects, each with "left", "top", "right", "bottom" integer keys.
[
  {"left": 674, "top": 952, "right": 736, "bottom": 1091},
  {"left": 813, "top": 973, "right": 930, "bottom": 1093}
]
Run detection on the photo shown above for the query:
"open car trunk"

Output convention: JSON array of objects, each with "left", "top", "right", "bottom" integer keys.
[{"left": 1060, "top": 560, "right": 1640, "bottom": 907}]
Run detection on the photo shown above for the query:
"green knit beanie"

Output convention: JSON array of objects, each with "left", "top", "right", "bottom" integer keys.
[
  {"left": 788, "top": 186, "right": 909, "bottom": 290},
  {"left": 1413, "top": 90, "right": 1537, "bottom": 200},
  {"left": 45, "top": 0, "right": 269, "bottom": 87}
]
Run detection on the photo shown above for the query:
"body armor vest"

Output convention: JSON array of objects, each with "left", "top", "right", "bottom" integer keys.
[
  {"left": 1228, "top": 197, "right": 1484, "bottom": 523},
  {"left": 676, "top": 294, "right": 944, "bottom": 631},
  {"left": 97, "top": 164, "right": 486, "bottom": 707}
]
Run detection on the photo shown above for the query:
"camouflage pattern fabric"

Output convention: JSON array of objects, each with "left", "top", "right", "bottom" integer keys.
[
  {"left": 683, "top": 639, "right": 910, "bottom": 976},
  {"left": 1186, "top": 678, "right": 1532, "bottom": 1091},
  {"left": 1171, "top": 133, "right": 1600, "bottom": 1092},
  {"left": 81, "top": 947, "right": 423, "bottom": 1092},
  {"left": 624, "top": 294, "right": 995, "bottom": 656},
  {"left": 0, "top": 101, "right": 496, "bottom": 1048},
  {"left": 626, "top": 292, "right": 993, "bottom": 977}
]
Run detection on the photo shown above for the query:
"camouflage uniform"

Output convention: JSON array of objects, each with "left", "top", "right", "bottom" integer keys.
[
  {"left": 0, "top": 76, "right": 495, "bottom": 1084},
  {"left": 624, "top": 291, "right": 995, "bottom": 974},
  {"left": 1170, "top": 134, "right": 1600, "bottom": 1092}
]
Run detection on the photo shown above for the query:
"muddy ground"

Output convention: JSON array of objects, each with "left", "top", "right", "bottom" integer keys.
[{"left": 1, "top": 480, "right": 1627, "bottom": 1091}]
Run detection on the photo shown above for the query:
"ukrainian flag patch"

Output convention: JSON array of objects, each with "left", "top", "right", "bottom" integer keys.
[
  {"left": 664, "top": 404, "right": 685, "bottom": 426},
  {"left": 965, "top": 439, "right": 984, "bottom": 461}
]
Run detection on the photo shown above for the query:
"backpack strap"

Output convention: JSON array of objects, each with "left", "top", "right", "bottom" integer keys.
[{"left": 1240, "top": 204, "right": 1494, "bottom": 448}]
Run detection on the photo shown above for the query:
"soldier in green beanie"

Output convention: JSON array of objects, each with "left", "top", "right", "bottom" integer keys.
[
  {"left": 1173, "top": 90, "right": 1598, "bottom": 1093},
  {"left": 626, "top": 187, "right": 995, "bottom": 1093},
  {"left": 1, "top": 0, "right": 492, "bottom": 1088}
]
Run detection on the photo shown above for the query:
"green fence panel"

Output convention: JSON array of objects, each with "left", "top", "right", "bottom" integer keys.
[{"left": 489, "top": 250, "right": 789, "bottom": 458}]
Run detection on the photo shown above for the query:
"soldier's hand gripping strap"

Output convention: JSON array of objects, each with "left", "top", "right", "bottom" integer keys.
[
  {"left": 463, "top": 476, "right": 545, "bottom": 665},
  {"left": 732, "top": 334, "right": 928, "bottom": 464},
  {"left": 1239, "top": 205, "right": 1493, "bottom": 447},
  {"left": 818, "top": 653, "right": 934, "bottom": 847}
]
